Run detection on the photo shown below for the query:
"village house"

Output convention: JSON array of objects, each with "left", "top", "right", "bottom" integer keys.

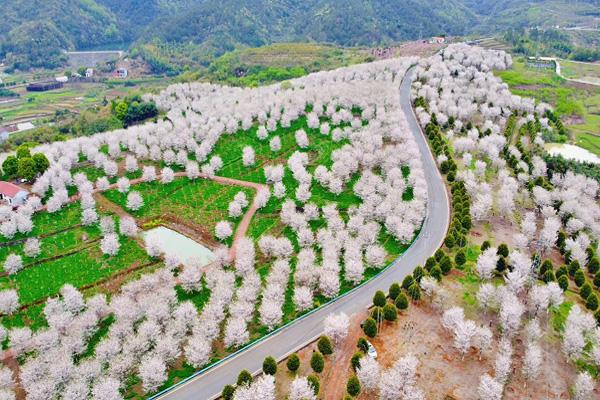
[
  {"left": 85, "top": 68, "right": 94, "bottom": 78},
  {"left": 0, "top": 181, "right": 29, "bottom": 206},
  {"left": 112, "top": 68, "right": 128, "bottom": 78}
]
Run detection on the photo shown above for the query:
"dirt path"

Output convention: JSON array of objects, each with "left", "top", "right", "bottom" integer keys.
[
  {"left": 321, "top": 312, "right": 367, "bottom": 400},
  {"left": 39, "top": 172, "right": 269, "bottom": 262},
  {"left": 1, "top": 349, "right": 24, "bottom": 400}
]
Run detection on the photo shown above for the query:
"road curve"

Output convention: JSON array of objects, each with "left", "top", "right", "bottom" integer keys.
[{"left": 152, "top": 68, "right": 451, "bottom": 400}]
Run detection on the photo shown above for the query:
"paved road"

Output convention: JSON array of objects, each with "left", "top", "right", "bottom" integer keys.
[{"left": 153, "top": 68, "right": 450, "bottom": 400}]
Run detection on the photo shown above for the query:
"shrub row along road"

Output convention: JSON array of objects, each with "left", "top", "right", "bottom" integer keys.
[{"left": 153, "top": 68, "right": 451, "bottom": 400}]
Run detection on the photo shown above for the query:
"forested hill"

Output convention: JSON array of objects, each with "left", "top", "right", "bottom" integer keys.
[{"left": 1, "top": 0, "right": 599, "bottom": 71}]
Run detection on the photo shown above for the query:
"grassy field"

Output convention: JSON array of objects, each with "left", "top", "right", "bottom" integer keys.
[
  {"left": 0, "top": 77, "right": 169, "bottom": 126},
  {"left": 496, "top": 58, "right": 600, "bottom": 156},
  {"left": 103, "top": 177, "right": 254, "bottom": 243},
  {"left": 0, "top": 201, "right": 154, "bottom": 330},
  {"left": 560, "top": 60, "right": 600, "bottom": 84}
]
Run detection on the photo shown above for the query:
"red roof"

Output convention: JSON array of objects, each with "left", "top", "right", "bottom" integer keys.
[{"left": 0, "top": 181, "right": 24, "bottom": 197}]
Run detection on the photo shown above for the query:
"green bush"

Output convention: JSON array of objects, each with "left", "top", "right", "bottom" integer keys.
[
  {"left": 594, "top": 272, "right": 600, "bottom": 289},
  {"left": 558, "top": 275, "right": 569, "bottom": 291},
  {"left": 580, "top": 282, "right": 592, "bottom": 300},
  {"left": 401, "top": 274, "right": 414, "bottom": 289},
  {"left": 383, "top": 303, "right": 398, "bottom": 322},
  {"left": 310, "top": 351, "right": 324, "bottom": 373},
  {"left": 357, "top": 337, "right": 369, "bottom": 353},
  {"left": 408, "top": 283, "right": 421, "bottom": 300},
  {"left": 425, "top": 257, "right": 436, "bottom": 271},
  {"left": 262, "top": 356, "right": 277, "bottom": 375},
  {"left": 556, "top": 265, "right": 568, "bottom": 278},
  {"left": 222, "top": 384, "right": 235, "bottom": 400},
  {"left": 363, "top": 317, "right": 377, "bottom": 338},
  {"left": 542, "top": 269, "right": 556, "bottom": 283},
  {"left": 351, "top": 351, "right": 363, "bottom": 372},
  {"left": 371, "top": 306, "right": 383, "bottom": 321},
  {"left": 496, "top": 256, "right": 507, "bottom": 273},
  {"left": 307, "top": 374, "right": 320, "bottom": 395},
  {"left": 574, "top": 269, "right": 586, "bottom": 287},
  {"left": 395, "top": 293, "right": 409, "bottom": 310},
  {"left": 569, "top": 261, "right": 581, "bottom": 277},
  {"left": 413, "top": 266, "right": 425, "bottom": 282},
  {"left": 429, "top": 265, "right": 443, "bottom": 281},
  {"left": 347, "top": 375, "right": 361, "bottom": 397},
  {"left": 586, "top": 293, "right": 599, "bottom": 311},
  {"left": 588, "top": 257, "right": 599, "bottom": 275},
  {"left": 540, "top": 259, "right": 554, "bottom": 276},
  {"left": 317, "top": 336, "right": 333, "bottom": 356},
  {"left": 373, "top": 290, "right": 387, "bottom": 307},
  {"left": 287, "top": 353, "right": 300, "bottom": 372},
  {"left": 455, "top": 250, "right": 466, "bottom": 266},
  {"left": 480, "top": 240, "right": 491, "bottom": 252},
  {"left": 236, "top": 370, "right": 252, "bottom": 386},
  {"left": 440, "top": 257, "right": 453, "bottom": 274},
  {"left": 388, "top": 283, "right": 401, "bottom": 300},
  {"left": 497, "top": 243, "right": 509, "bottom": 258}
]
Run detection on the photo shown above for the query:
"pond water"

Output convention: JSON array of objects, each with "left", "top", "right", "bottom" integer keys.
[
  {"left": 545, "top": 143, "right": 600, "bottom": 164},
  {"left": 143, "top": 226, "right": 216, "bottom": 267}
]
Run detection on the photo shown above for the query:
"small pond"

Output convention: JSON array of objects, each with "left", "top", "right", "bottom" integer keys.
[
  {"left": 545, "top": 143, "right": 600, "bottom": 164},
  {"left": 143, "top": 226, "right": 216, "bottom": 267}
]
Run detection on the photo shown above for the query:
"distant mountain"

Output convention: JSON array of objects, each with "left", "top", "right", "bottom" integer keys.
[{"left": 1, "top": 0, "right": 598, "bottom": 71}]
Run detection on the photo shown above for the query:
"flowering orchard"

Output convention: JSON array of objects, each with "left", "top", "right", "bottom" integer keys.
[{"left": 0, "top": 55, "right": 428, "bottom": 399}]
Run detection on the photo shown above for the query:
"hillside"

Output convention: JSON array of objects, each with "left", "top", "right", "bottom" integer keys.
[
  {"left": 1, "top": 0, "right": 599, "bottom": 71},
  {"left": 0, "top": 0, "right": 121, "bottom": 70},
  {"left": 466, "top": 0, "right": 600, "bottom": 32}
]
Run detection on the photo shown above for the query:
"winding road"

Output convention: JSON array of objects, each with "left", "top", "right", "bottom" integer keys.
[{"left": 152, "top": 68, "right": 451, "bottom": 400}]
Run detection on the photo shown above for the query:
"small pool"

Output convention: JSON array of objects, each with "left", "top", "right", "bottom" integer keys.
[
  {"left": 545, "top": 143, "right": 600, "bottom": 164},
  {"left": 143, "top": 226, "right": 216, "bottom": 267}
]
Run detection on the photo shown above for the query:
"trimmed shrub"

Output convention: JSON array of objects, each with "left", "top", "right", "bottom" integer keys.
[
  {"left": 347, "top": 375, "right": 361, "bottom": 397},
  {"left": 262, "top": 356, "right": 277, "bottom": 375},
  {"left": 351, "top": 351, "right": 363, "bottom": 372},
  {"left": 574, "top": 269, "right": 586, "bottom": 287},
  {"left": 388, "top": 283, "right": 401, "bottom": 300},
  {"left": 455, "top": 250, "right": 466, "bottom": 266},
  {"left": 373, "top": 290, "right": 386, "bottom": 307},
  {"left": 395, "top": 293, "right": 409, "bottom": 310},
  {"left": 383, "top": 303, "right": 398, "bottom": 322},
  {"left": 307, "top": 374, "right": 320, "bottom": 395},
  {"left": 401, "top": 274, "right": 414, "bottom": 289},
  {"left": 222, "top": 385, "right": 235, "bottom": 400},
  {"left": 558, "top": 275, "right": 569, "bottom": 291},
  {"left": 287, "top": 353, "right": 300, "bottom": 372},
  {"left": 237, "top": 370, "right": 252, "bottom": 386},
  {"left": 408, "top": 283, "right": 421, "bottom": 300},
  {"left": 480, "top": 240, "right": 491, "bottom": 252},
  {"left": 363, "top": 317, "right": 377, "bottom": 338},
  {"left": 586, "top": 293, "right": 599, "bottom": 311},
  {"left": 580, "top": 282, "right": 593, "bottom": 300},
  {"left": 429, "top": 265, "right": 443, "bottom": 281},
  {"left": 357, "top": 337, "right": 369, "bottom": 353},
  {"left": 310, "top": 351, "right": 324, "bottom": 373},
  {"left": 317, "top": 336, "right": 333, "bottom": 356},
  {"left": 497, "top": 244, "right": 509, "bottom": 258}
]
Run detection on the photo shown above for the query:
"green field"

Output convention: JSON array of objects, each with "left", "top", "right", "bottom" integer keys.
[
  {"left": 0, "top": 201, "right": 154, "bottom": 330},
  {"left": 496, "top": 58, "right": 600, "bottom": 156},
  {"left": 103, "top": 177, "right": 254, "bottom": 237},
  {"left": 560, "top": 60, "right": 600, "bottom": 84}
]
